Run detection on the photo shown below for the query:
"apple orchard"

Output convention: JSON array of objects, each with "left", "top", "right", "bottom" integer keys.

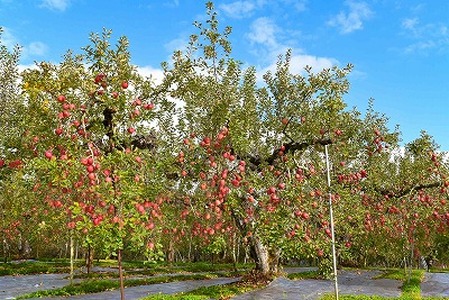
[{"left": 1, "top": 3, "right": 449, "bottom": 278}]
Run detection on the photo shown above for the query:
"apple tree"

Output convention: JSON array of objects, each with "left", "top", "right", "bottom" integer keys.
[
  {"left": 152, "top": 2, "right": 407, "bottom": 276},
  {"left": 18, "top": 29, "right": 174, "bottom": 297}
]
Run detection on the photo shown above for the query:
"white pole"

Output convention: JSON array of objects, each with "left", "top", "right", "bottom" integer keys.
[{"left": 325, "top": 144, "right": 339, "bottom": 300}]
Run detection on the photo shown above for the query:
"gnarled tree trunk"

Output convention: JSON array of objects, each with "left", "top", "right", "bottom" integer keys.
[{"left": 248, "top": 235, "right": 281, "bottom": 275}]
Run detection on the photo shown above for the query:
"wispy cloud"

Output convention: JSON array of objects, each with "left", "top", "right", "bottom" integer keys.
[
  {"left": 1, "top": 27, "right": 48, "bottom": 60},
  {"left": 219, "top": 1, "right": 258, "bottom": 19},
  {"left": 401, "top": 17, "right": 449, "bottom": 54},
  {"left": 137, "top": 65, "right": 164, "bottom": 85},
  {"left": 245, "top": 17, "right": 338, "bottom": 81},
  {"left": 164, "top": 36, "right": 189, "bottom": 55},
  {"left": 219, "top": 0, "right": 307, "bottom": 18},
  {"left": 281, "top": 0, "right": 307, "bottom": 12},
  {"left": 40, "top": 0, "right": 71, "bottom": 11},
  {"left": 246, "top": 17, "right": 279, "bottom": 49},
  {"left": 0, "top": 27, "right": 18, "bottom": 50},
  {"left": 163, "top": 0, "right": 180, "bottom": 8},
  {"left": 258, "top": 54, "right": 337, "bottom": 80},
  {"left": 24, "top": 42, "right": 48, "bottom": 57},
  {"left": 402, "top": 18, "right": 419, "bottom": 31},
  {"left": 328, "top": 0, "right": 373, "bottom": 34}
]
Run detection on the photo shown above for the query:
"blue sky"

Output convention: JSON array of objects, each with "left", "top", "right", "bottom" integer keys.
[{"left": 1, "top": 0, "right": 448, "bottom": 150}]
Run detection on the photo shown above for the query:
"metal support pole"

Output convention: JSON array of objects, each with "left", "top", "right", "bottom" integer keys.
[{"left": 325, "top": 144, "right": 339, "bottom": 300}]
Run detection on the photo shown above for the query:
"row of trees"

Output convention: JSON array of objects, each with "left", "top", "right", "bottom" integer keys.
[{"left": 1, "top": 2, "right": 448, "bottom": 288}]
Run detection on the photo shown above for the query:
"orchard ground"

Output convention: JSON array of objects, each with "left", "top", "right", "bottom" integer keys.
[{"left": 2, "top": 266, "right": 449, "bottom": 299}]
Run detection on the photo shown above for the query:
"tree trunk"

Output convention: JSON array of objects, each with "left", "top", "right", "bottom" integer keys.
[
  {"left": 248, "top": 235, "right": 280, "bottom": 275},
  {"left": 86, "top": 245, "right": 94, "bottom": 274},
  {"left": 69, "top": 233, "right": 74, "bottom": 285},
  {"left": 167, "top": 239, "right": 175, "bottom": 263},
  {"left": 75, "top": 240, "right": 79, "bottom": 260},
  {"left": 231, "top": 232, "right": 238, "bottom": 272},
  {"left": 118, "top": 249, "right": 125, "bottom": 300},
  {"left": 2, "top": 238, "right": 9, "bottom": 263}
]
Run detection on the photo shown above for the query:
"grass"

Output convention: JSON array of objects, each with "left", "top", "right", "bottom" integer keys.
[
  {"left": 0, "top": 259, "right": 251, "bottom": 277},
  {"left": 16, "top": 273, "right": 226, "bottom": 299},
  {"left": 142, "top": 283, "right": 253, "bottom": 300},
  {"left": 0, "top": 260, "right": 79, "bottom": 276},
  {"left": 141, "top": 272, "right": 271, "bottom": 300},
  {"left": 287, "top": 270, "right": 323, "bottom": 280}
]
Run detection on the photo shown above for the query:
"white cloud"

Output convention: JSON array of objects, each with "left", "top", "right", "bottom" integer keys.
[
  {"left": 246, "top": 17, "right": 279, "bottom": 49},
  {"left": 402, "top": 18, "right": 419, "bottom": 31},
  {"left": 220, "top": 0, "right": 306, "bottom": 18},
  {"left": 164, "top": 37, "right": 189, "bottom": 55},
  {"left": 328, "top": 0, "right": 373, "bottom": 34},
  {"left": 1, "top": 27, "right": 48, "bottom": 59},
  {"left": 281, "top": 0, "right": 307, "bottom": 12},
  {"left": 0, "top": 27, "right": 19, "bottom": 50},
  {"left": 40, "top": 0, "right": 70, "bottom": 11},
  {"left": 289, "top": 54, "right": 338, "bottom": 73},
  {"left": 219, "top": 1, "right": 257, "bottom": 19},
  {"left": 163, "top": 0, "right": 180, "bottom": 8},
  {"left": 245, "top": 17, "right": 338, "bottom": 82},
  {"left": 18, "top": 64, "right": 38, "bottom": 73},
  {"left": 137, "top": 65, "right": 164, "bottom": 85},
  {"left": 257, "top": 53, "right": 338, "bottom": 82},
  {"left": 401, "top": 18, "right": 449, "bottom": 54},
  {"left": 25, "top": 42, "right": 48, "bottom": 56}
]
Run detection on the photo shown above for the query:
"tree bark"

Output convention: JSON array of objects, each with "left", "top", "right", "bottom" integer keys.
[
  {"left": 2, "top": 238, "right": 9, "bottom": 263},
  {"left": 86, "top": 245, "right": 94, "bottom": 274},
  {"left": 248, "top": 235, "right": 280, "bottom": 275},
  {"left": 69, "top": 232, "right": 74, "bottom": 285},
  {"left": 167, "top": 239, "right": 175, "bottom": 263},
  {"left": 118, "top": 249, "right": 125, "bottom": 300}
]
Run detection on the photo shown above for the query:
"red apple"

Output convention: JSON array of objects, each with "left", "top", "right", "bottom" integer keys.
[
  {"left": 144, "top": 103, "right": 155, "bottom": 110},
  {"left": 334, "top": 129, "right": 342, "bottom": 136},
  {"left": 44, "top": 150, "right": 53, "bottom": 160},
  {"left": 54, "top": 128, "right": 63, "bottom": 136},
  {"left": 94, "top": 73, "right": 105, "bottom": 83},
  {"left": 57, "top": 95, "right": 66, "bottom": 103},
  {"left": 127, "top": 127, "right": 135, "bottom": 134}
]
